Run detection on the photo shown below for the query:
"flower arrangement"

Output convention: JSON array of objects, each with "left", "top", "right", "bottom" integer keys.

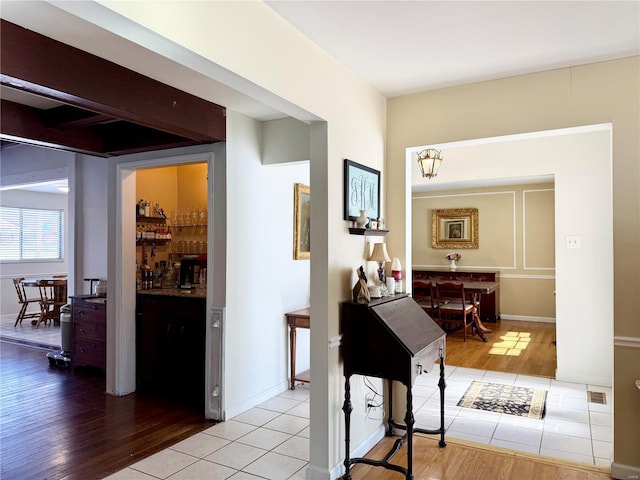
[{"left": 445, "top": 252, "right": 461, "bottom": 261}]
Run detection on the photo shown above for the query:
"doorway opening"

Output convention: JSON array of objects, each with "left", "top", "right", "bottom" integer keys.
[
  {"left": 113, "top": 147, "right": 223, "bottom": 420},
  {"left": 405, "top": 124, "right": 614, "bottom": 468}
]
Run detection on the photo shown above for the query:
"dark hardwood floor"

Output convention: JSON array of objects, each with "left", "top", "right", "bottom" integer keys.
[{"left": 0, "top": 340, "right": 215, "bottom": 480}]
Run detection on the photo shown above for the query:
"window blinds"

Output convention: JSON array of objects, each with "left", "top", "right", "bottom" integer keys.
[{"left": 0, "top": 207, "right": 64, "bottom": 261}]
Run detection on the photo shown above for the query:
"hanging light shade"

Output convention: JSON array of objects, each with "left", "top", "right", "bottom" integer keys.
[{"left": 417, "top": 148, "right": 443, "bottom": 179}]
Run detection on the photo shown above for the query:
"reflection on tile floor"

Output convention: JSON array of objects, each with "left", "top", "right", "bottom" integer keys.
[
  {"left": 414, "top": 366, "right": 612, "bottom": 468},
  {"left": 0, "top": 316, "right": 610, "bottom": 478},
  {"left": 102, "top": 366, "right": 611, "bottom": 479}
]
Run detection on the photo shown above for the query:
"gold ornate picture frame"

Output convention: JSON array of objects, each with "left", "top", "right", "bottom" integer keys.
[
  {"left": 294, "top": 183, "right": 310, "bottom": 259},
  {"left": 432, "top": 208, "right": 479, "bottom": 249}
]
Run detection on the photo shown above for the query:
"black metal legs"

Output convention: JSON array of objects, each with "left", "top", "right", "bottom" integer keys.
[{"left": 342, "top": 376, "right": 353, "bottom": 480}]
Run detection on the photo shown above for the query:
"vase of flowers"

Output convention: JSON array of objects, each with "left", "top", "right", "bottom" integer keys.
[{"left": 445, "top": 252, "right": 461, "bottom": 271}]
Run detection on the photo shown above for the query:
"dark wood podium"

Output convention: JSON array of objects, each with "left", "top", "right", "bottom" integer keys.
[{"left": 340, "top": 294, "right": 447, "bottom": 480}]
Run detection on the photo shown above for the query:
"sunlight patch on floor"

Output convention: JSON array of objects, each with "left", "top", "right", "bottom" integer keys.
[{"left": 489, "top": 331, "right": 531, "bottom": 356}]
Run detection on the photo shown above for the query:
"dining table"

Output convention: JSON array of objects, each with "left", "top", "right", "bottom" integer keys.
[
  {"left": 21, "top": 277, "right": 68, "bottom": 327},
  {"left": 413, "top": 278, "right": 499, "bottom": 342}
]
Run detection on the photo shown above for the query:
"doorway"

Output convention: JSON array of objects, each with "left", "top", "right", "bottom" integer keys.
[
  {"left": 406, "top": 124, "right": 614, "bottom": 388},
  {"left": 113, "top": 147, "right": 224, "bottom": 420},
  {"left": 406, "top": 124, "right": 614, "bottom": 467}
]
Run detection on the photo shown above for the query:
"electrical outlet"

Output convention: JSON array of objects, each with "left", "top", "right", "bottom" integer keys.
[{"left": 365, "top": 393, "right": 375, "bottom": 411}]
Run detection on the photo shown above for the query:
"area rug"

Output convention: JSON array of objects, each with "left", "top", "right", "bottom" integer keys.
[{"left": 457, "top": 381, "right": 547, "bottom": 419}]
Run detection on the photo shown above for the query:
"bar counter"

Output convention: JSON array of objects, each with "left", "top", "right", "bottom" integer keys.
[{"left": 136, "top": 287, "right": 206, "bottom": 299}]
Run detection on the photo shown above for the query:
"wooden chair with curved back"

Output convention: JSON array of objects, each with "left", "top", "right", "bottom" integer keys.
[
  {"left": 412, "top": 279, "right": 442, "bottom": 323},
  {"left": 36, "top": 279, "right": 68, "bottom": 328},
  {"left": 434, "top": 282, "right": 478, "bottom": 342},
  {"left": 12, "top": 278, "right": 41, "bottom": 326}
]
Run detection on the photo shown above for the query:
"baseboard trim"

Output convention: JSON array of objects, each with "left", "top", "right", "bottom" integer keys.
[
  {"left": 555, "top": 370, "right": 611, "bottom": 388},
  {"left": 611, "top": 462, "right": 640, "bottom": 479},
  {"left": 223, "top": 380, "right": 289, "bottom": 420},
  {"left": 500, "top": 314, "right": 556, "bottom": 323},
  {"left": 327, "top": 425, "right": 386, "bottom": 479}
]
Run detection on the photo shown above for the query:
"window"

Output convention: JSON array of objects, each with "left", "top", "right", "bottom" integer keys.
[{"left": 0, "top": 207, "right": 64, "bottom": 261}]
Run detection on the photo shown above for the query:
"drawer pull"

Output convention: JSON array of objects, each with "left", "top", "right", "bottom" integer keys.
[{"left": 80, "top": 329, "right": 86, "bottom": 335}]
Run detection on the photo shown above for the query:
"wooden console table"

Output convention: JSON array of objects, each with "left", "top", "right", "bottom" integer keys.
[{"left": 285, "top": 307, "right": 310, "bottom": 390}]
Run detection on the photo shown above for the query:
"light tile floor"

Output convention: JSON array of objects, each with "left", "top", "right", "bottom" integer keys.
[
  {"left": 105, "top": 386, "right": 311, "bottom": 480},
  {"left": 103, "top": 366, "right": 611, "bottom": 479},
  {"left": 1, "top": 319, "right": 611, "bottom": 478}
]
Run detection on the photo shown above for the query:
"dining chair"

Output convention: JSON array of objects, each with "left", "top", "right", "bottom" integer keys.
[
  {"left": 434, "top": 282, "right": 478, "bottom": 342},
  {"left": 412, "top": 280, "right": 442, "bottom": 322},
  {"left": 36, "top": 279, "right": 68, "bottom": 328},
  {"left": 12, "top": 278, "right": 41, "bottom": 327}
]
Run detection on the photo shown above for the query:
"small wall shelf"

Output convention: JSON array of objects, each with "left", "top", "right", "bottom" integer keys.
[
  {"left": 348, "top": 228, "right": 389, "bottom": 237},
  {"left": 136, "top": 216, "right": 167, "bottom": 224},
  {"left": 136, "top": 239, "right": 170, "bottom": 245}
]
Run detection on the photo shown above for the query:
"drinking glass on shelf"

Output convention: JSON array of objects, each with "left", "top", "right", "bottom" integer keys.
[
  {"left": 199, "top": 208, "right": 207, "bottom": 226},
  {"left": 191, "top": 208, "right": 199, "bottom": 226}
]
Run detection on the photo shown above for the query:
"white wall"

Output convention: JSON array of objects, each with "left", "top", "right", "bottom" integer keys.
[
  {"left": 225, "top": 111, "right": 311, "bottom": 417},
  {"left": 75, "top": 155, "right": 109, "bottom": 294}
]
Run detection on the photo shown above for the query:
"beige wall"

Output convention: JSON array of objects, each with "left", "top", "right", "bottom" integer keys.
[
  {"left": 389, "top": 57, "right": 640, "bottom": 474},
  {"left": 413, "top": 182, "right": 556, "bottom": 320}
]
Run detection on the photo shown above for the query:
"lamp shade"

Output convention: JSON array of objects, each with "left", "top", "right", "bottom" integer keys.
[{"left": 369, "top": 243, "right": 391, "bottom": 263}]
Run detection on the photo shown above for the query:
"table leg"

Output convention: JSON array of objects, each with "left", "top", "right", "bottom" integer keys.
[
  {"left": 471, "top": 293, "right": 491, "bottom": 342},
  {"left": 342, "top": 375, "right": 353, "bottom": 480},
  {"left": 405, "top": 386, "right": 414, "bottom": 480},
  {"left": 289, "top": 325, "right": 297, "bottom": 390}
]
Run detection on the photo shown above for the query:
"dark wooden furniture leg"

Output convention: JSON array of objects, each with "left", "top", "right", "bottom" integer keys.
[
  {"left": 289, "top": 324, "right": 297, "bottom": 390},
  {"left": 342, "top": 375, "right": 353, "bottom": 480},
  {"left": 471, "top": 293, "right": 490, "bottom": 341},
  {"left": 405, "top": 386, "right": 414, "bottom": 480}
]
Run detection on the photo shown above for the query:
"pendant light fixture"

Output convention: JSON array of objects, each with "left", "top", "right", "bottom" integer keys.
[{"left": 416, "top": 148, "right": 443, "bottom": 179}]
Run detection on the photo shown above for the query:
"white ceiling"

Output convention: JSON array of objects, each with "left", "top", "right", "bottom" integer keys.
[
  {"left": 1, "top": 1, "right": 638, "bottom": 192},
  {"left": 266, "top": 1, "right": 640, "bottom": 97}
]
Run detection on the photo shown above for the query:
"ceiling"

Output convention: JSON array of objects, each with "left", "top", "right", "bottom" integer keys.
[
  {"left": 1, "top": 1, "right": 638, "bottom": 191},
  {"left": 266, "top": 1, "right": 640, "bottom": 97}
]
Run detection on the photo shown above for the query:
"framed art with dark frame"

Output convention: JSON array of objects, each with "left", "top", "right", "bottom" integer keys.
[
  {"left": 294, "top": 183, "right": 310, "bottom": 259},
  {"left": 432, "top": 208, "right": 479, "bottom": 249},
  {"left": 343, "top": 159, "right": 380, "bottom": 221}
]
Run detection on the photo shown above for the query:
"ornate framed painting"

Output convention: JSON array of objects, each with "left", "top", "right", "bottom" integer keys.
[
  {"left": 432, "top": 208, "right": 479, "bottom": 249},
  {"left": 294, "top": 183, "right": 310, "bottom": 259}
]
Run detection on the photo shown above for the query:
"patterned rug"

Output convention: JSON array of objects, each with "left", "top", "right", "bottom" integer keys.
[{"left": 457, "top": 381, "right": 547, "bottom": 419}]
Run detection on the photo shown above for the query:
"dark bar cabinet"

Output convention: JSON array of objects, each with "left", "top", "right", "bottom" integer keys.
[{"left": 340, "top": 294, "right": 447, "bottom": 480}]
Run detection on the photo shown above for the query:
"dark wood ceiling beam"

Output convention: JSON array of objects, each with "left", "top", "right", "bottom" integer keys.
[
  {"left": 98, "top": 122, "right": 200, "bottom": 156},
  {"left": 42, "top": 105, "right": 118, "bottom": 129},
  {"left": 0, "top": 19, "right": 225, "bottom": 144},
  {"left": 0, "top": 99, "right": 107, "bottom": 156}
]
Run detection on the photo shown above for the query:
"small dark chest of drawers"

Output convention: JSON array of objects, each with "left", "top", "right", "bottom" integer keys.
[{"left": 70, "top": 295, "right": 106, "bottom": 370}]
